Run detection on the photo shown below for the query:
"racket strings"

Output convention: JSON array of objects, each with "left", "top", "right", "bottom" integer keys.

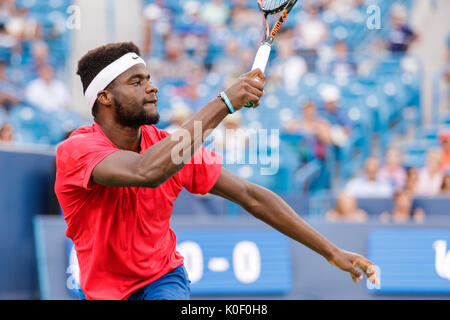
[{"left": 261, "top": 0, "right": 289, "bottom": 11}]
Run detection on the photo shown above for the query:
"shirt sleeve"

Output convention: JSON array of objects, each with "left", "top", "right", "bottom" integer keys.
[
  {"left": 179, "top": 146, "right": 223, "bottom": 195},
  {"left": 56, "top": 134, "right": 118, "bottom": 190}
]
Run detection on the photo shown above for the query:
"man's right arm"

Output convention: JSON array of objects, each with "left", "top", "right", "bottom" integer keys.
[{"left": 91, "top": 69, "right": 265, "bottom": 188}]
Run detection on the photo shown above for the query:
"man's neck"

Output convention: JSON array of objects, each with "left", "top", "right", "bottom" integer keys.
[{"left": 97, "top": 119, "right": 142, "bottom": 153}]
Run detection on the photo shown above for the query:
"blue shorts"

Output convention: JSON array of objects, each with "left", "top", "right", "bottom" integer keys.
[
  {"left": 128, "top": 265, "right": 191, "bottom": 300},
  {"left": 78, "top": 265, "right": 191, "bottom": 300}
]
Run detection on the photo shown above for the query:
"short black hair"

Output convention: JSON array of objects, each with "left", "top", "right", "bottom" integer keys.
[{"left": 76, "top": 42, "right": 141, "bottom": 117}]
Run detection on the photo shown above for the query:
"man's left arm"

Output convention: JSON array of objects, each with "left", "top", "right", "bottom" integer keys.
[{"left": 209, "top": 167, "right": 380, "bottom": 285}]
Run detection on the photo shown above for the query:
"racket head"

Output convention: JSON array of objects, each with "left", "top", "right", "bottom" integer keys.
[{"left": 257, "top": 0, "right": 291, "bottom": 14}]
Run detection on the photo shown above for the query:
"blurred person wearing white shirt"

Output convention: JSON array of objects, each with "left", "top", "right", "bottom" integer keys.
[
  {"left": 416, "top": 149, "right": 444, "bottom": 197},
  {"left": 378, "top": 147, "right": 407, "bottom": 191},
  {"left": 345, "top": 157, "right": 394, "bottom": 198},
  {"left": 25, "top": 64, "right": 70, "bottom": 112}
]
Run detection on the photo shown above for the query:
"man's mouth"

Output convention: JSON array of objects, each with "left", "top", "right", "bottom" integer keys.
[{"left": 144, "top": 99, "right": 157, "bottom": 105}]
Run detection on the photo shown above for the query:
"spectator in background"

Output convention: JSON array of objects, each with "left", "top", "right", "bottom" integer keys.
[
  {"left": 345, "top": 157, "right": 393, "bottom": 198},
  {"left": 380, "top": 190, "right": 426, "bottom": 224},
  {"left": 438, "top": 128, "right": 450, "bottom": 171},
  {"left": 295, "top": 4, "right": 329, "bottom": 70},
  {"left": 200, "top": 0, "right": 230, "bottom": 27},
  {"left": 4, "top": 6, "right": 41, "bottom": 41},
  {"left": 386, "top": 3, "right": 418, "bottom": 54},
  {"left": 0, "top": 59, "right": 22, "bottom": 111},
  {"left": 271, "top": 31, "right": 308, "bottom": 93},
  {"left": 174, "top": 66, "right": 210, "bottom": 111},
  {"left": 229, "top": 0, "right": 260, "bottom": 32},
  {"left": 212, "top": 38, "right": 246, "bottom": 78},
  {"left": 322, "top": 0, "right": 364, "bottom": 20},
  {"left": 212, "top": 112, "right": 248, "bottom": 164},
  {"left": 175, "top": 1, "right": 209, "bottom": 63},
  {"left": 440, "top": 173, "right": 450, "bottom": 196},
  {"left": 318, "top": 84, "right": 352, "bottom": 147},
  {"left": 0, "top": 20, "right": 19, "bottom": 51},
  {"left": 25, "top": 64, "right": 70, "bottom": 112},
  {"left": 0, "top": 0, "right": 16, "bottom": 20},
  {"left": 328, "top": 40, "right": 356, "bottom": 79},
  {"left": 142, "top": 0, "right": 173, "bottom": 57},
  {"left": 325, "top": 192, "right": 368, "bottom": 223},
  {"left": 165, "top": 103, "right": 193, "bottom": 134},
  {"left": 283, "top": 100, "right": 332, "bottom": 160},
  {"left": 147, "top": 35, "right": 200, "bottom": 84},
  {"left": 25, "top": 40, "right": 52, "bottom": 79},
  {"left": 378, "top": 147, "right": 407, "bottom": 191},
  {"left": 416, "top": 149, "right": 444, "bottom": 197},
  {"left": 0, "top": 122, "right": 13, "bottom": 143},
  {"left": 404, "top": 166, "right": 419, "bottom": 194}
]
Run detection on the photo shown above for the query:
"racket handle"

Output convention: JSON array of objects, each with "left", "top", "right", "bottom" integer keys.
[
  {"left": 245, "top": 44, "right": 271, "bottom": 108},
  {"left": 251, "top": 43, "right": 271, "bottom": 73}
]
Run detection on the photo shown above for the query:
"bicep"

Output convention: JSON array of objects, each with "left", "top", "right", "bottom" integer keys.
[{"left": 91, "top": 150, "right": 149, "bottom": 187}]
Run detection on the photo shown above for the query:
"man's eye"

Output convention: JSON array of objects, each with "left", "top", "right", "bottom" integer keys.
[{"left": 133, "top": 81, "right": 141, "bottom": 86}]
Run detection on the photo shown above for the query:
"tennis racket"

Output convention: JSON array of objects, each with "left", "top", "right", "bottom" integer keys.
[{"left": 245, "top": 0, "right": 299, "bottom": 107}]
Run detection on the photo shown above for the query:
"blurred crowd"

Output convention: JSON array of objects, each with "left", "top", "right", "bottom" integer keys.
[
  {"left": 0, "top": 0, "right": 448, "bottom": 222},
  {"left": 0, "top": 0, "right": 76, "bottom": 145},
  {"left": 327, "top": 130, "right": 450, "bottom": 224},
  {"left": 140, "top": 0, "right": 449, "bottom": 223}
]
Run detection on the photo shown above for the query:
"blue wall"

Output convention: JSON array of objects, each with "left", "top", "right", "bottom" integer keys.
[{"left": 0, "top": 146, "right": 56, "bottom": 299}]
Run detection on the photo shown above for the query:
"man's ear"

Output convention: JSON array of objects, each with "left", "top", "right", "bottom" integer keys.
[{"left": 97, "top": 90, "right": 113, "bottom": 106}]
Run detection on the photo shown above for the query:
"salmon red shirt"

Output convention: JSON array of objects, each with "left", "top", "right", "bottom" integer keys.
[{"left": 54, "top": 123, "right": 222, "bottom": 300}]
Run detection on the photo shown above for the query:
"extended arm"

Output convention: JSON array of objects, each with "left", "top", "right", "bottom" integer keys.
[
  {"left": 210, "top": 168, "right": 380, "bottom": 285},
  {"left": 92, "top": 69, "right": 265, "bottom": 188}
]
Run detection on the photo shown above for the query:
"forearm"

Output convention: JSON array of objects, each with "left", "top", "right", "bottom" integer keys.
[
  {"left": 243, "top": 184, "right": 339, "bottom": 261},
  {"left": 138, "top": 97, "right": 229, "bottom": 186}
]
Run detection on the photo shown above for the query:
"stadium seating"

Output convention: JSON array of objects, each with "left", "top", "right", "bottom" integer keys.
[{"left": 2, "top": 0, "right": 446, "bottom": 216}]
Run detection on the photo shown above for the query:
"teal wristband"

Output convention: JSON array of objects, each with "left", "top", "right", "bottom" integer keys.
[{"left": 219, "top": 91, "right": 235, "bottom": 114}]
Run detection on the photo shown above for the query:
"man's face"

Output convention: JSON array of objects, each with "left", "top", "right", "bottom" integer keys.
[
  {"left": 441, "top": 137, "right": 450, "bottom": 152},
  {"left": 365, "top": 158, "right": 379, "bottom": 181},
  {"left": 108, "top": 64, "right": 159, "bottom": 128},
  {"left": 325, "top": 100, "right": 337, "bottom": 113}
]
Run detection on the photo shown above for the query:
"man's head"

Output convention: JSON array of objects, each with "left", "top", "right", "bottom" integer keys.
[
  {"left": 77, "top": 42, "right": 159, "bottom": 127},
  {"left": 38, "top": 64, "right": 54, "bottom": 83},
  {"left": 319, "top": 84, "right": 340, "bottom": 113},
  {"left": 393, "top": 190, "right": 412, "bottom": 212},
  {"left": 302, "top": 101, "right": 317, "bottom": 121},
  {"left": 439, "top": 129, "right": 450, "bottom": 152},
  {"left": 364, "top": 157, "right": 380, "bottom": 181}
]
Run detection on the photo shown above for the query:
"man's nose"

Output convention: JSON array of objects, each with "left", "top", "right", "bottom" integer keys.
[{"left": 145, "top": 82, "right": 158, "bottom": 94}]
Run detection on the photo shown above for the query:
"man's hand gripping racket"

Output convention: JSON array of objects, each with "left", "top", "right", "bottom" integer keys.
[{"left": 245, "top": 0, "right": 299, "bottom": 108}]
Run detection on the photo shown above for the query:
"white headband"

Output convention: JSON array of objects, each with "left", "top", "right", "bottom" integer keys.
[{"left": 84, "top": 52, "right": 147, "bottom": 108}]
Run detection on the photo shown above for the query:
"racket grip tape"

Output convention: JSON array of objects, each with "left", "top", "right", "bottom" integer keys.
[
  {"left": 251, "top": 43, "right": 271, "bottom": 73},
  {"left": 245, "top": 43, "right": 271, "bottom": 108}
]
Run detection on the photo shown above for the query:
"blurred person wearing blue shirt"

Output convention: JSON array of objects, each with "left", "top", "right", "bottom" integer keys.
[
  {"left": 386, "top": 3, "right": 418, "bottom": 54},
  {"left": 318, "top": 84, "right": 352, "bottom": 147}
]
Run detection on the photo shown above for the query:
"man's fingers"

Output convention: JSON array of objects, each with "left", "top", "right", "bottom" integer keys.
[
  {"left": 246, "top": 78, "right": 265, "bottom": 92},
  {"left": 354, "top": 259, "right": 380, "bottom": 285},
  {"left": 246, "top": 68, "right": 266, "bottom": 82},
  {"left": 349, "top": 266, "right": 363, "bottom": 283},
  {"left": 246, "top": 83, "right": 264, "bottom": 99},
  {"left": 243, "top": 93, "right": 261, "bottom": 108}
]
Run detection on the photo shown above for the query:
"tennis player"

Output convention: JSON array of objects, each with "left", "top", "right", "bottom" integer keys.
[{"left": 54, "top": 42, "right": 379, "bottom": 300}]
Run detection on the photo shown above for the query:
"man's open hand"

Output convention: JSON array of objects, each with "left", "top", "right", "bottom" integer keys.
[{"left": 328, "top": 248, "right": 380, "bottom": 285}]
